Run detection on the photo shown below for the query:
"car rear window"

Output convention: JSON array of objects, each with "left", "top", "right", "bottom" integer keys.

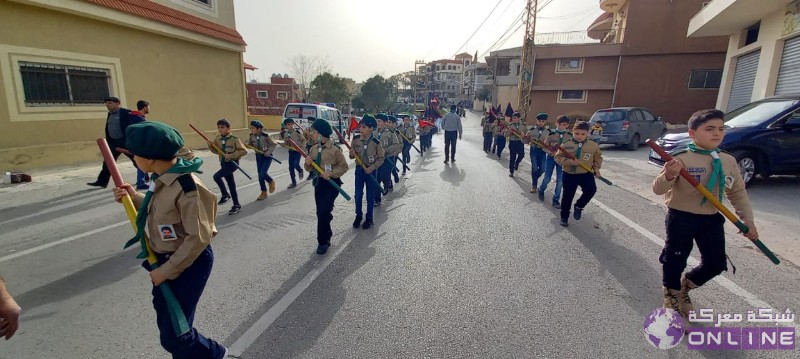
[
  {"left": 724, "top": 99, "right": 799, "bottom": 128},
  {"left": 590, "top": 110, "right": 626, "bottom": 122}
]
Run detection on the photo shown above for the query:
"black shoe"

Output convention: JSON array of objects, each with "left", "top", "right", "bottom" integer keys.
[
  {"left": 218, "top": 195, "right": 230, "bottom": 205},
  {"left": 393, "top": 173, "right": 399, "bottom": 183},
  {"left": 87, "top": 181, "right": 107, "bottom": 188},
  {"left": 353, "top": 216, "right": 362, "bottom": 228},
  {"left": 288, "top": 183, "right": 297, "bottom": 189},
  {"left": 298, "top": 169, "right": 303, "bottom": 178},
  {"left": 228, "top": 204, "right": 241, "bottom": 215},
  {"left": 388, "top": 186, "right": 394, "bottom": 192},
  {"left": 574, "top": 206, "right": 583, "bottom": 220},
  {"left": 552, "top": 200, "right": 561, "bottom": 209},
  {"left": 361, "top": 219, "right": 373, "bottom": 229},
  {"left": 382, "top": 188, "right": 389, "bottom": 196},
  {"left": 560, "top": 218, "right": 569, "bottom": 227},
  {"left": 316, "top": 244, "right": 330, "bottom": 255},
  {"left": 444, "top": 159, "right": 449, "bottom": 164},
  {"left": 538, "top": 191, "right": 545, "bottom": 201},
  {"left": 452, "top": 158, "right": 456, "bottom": 163},
  {"left": 509, "top": 172, "right": 514, "bottom": 177}
]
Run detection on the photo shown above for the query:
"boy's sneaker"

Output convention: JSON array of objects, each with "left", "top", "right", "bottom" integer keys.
[
  {"left": 537, "top": 191, "right": 545, "bottom": 201},
  {"left": 218, "top": 195, "right": 230, "bottom": 205},
  {"left": 353, "top": 216, "right": 362, "bottom": 228},
  {"left": 559, "top": 218, "right": 569, "bottom": 227},
  {"left": 228, "top": 205, "right": 241, "bottom": 215},
  {"left": 297, "top": 169, "right": 303, "bottom": 178},
  {"left": 574, "top": 206, "right": 584, "bottom": 220},
  {"left": 530, "top": 186, "right": 537, "bottom": 193},
  {"left": 552, "top": 200, "right": 561, "bottom": 209},
  {"left": 361, "top": 219, "right": 374, "bottom": 229},
  {"left": 316, "top": 243, "right": 330, "bottom": 255},
  {"left": 288, "top": 183, "right": 297, "bottom": 189}
]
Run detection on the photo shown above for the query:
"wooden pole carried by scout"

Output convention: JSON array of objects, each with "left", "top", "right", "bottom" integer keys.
[
  {"left": 554, "top": 144, "right": 614, "bottom": 186},
  {"left": 286, "top": 138, "right": 352, "bottom": 201},
  {"left": 332, "top": 127, "right": 384, "bottom": 193},
  {"left": 188, "top": 123, "right": 253, "bottom": 180},
  {"left": 245, "top": 145, "right": 283, "bottom": 164},
  {"left": 97, "top": 138, "right": 190, "bottom": 336},
  {"left": 394, "top": 128, "right": 422, "bottom": 154},
  {"left": 646, "top": 139, "right": 780, "bottom": 265}
]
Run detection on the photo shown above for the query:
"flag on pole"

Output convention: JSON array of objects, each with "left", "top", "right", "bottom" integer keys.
[
  {"left": 348, "top": 115, "right": 359, "bottom": 132},
  {"left": 505, "top": 102, "right": 514, "bottom": 118}
]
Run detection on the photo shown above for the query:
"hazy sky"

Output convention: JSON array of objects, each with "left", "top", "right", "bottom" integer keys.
[{"left": 235, "top": 0, "right": 604, "bottom": 83}]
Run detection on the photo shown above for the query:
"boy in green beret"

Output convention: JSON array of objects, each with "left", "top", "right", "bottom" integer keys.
[
  {"left": 280, "top": 118, "right": 307, "bottom": 188},
  {"left": 246, "top": 120, "right": 278, "bottom": 200},
  {"left": 112, "top": 122, "right": 227, "bottom": 358},
  {"left": 304, "top": 119, "right": 349, "bottom": 254},
  {"left": 208, "top": 119, "right": 247, "bottom": 215}
]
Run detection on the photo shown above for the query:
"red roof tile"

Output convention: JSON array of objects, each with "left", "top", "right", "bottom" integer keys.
[
  {"left": 85, "top": 0, "right": 246, "bottom": 46},
  {"left": 243, "top": 62, "right": 257, "bottom": 70}
]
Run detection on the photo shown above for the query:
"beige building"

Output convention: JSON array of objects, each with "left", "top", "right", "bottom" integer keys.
[
  {"left": 689, "top": 0, "right": 800, "bottom": 111},
  {"left": 0, "top": 0, "right": 248, "bottom": 172}
]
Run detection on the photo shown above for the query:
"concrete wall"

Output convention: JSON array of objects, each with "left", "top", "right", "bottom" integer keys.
[
  {"left": 527, "top": 90, "right": 614, "bottom": 125},
  {"left": 532, "top": 56, "right": 619, "bottom": 89},
  {"left": 247, "top": 115, "right": 283, "bottom": 131},
  {"left": 0, "top": 2, "right": 247, "bottom": 172}
]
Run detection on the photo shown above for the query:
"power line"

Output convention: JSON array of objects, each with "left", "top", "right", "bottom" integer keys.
[
  {"left": 479, "top": 0, "right": 554, "bottom": 60},
  {"left": 451, "top": 0, "right": 506, "bottom": 58}
]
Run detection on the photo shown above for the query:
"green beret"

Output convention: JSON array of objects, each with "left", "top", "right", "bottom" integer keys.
[
  {"left": 360, "top": 115, "right": 377, "bottom": 128},
  {"left": 311, "top": 119, "right": 332, "bottom": 138},
  {"left": 536, "top": 112, "right": 548, "bottom": 120},
  {"left": 376, "top": 113, "right": 388, "bottom": 121},
  {"left": 250, "top": 120, "right": 264, "bottom": 129},
  {"left": 125, "top": 122, "right": 183, "bottom": 160},
  {"left": 388, "top": 115, "right": 397, "bottom": 123},
  {"left": 283, "top": 118, "right": 295, "bottom": 126}
]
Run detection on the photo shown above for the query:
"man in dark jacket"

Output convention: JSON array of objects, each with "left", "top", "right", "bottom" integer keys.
[
  {"left": 129, "top": 100, "right": 150, "bottom": 189},
  {"left": 87, "top": 96, "right": 142, "bottom": 188}
]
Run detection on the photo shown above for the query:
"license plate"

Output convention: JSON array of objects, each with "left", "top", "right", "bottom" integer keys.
[
  {"left": 650, "top": 149, "right": 661, "bottom": 160},
  {"left": 600, "top": 136, "right": 608, "bottom": 142}
]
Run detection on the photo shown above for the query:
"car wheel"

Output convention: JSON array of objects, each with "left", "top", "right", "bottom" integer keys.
[
  {"left": 625, "top": 134, "right": 640, "bottom": 151},
  {"left": 732, "top": 150, "right": 758, "bottom": 187}
]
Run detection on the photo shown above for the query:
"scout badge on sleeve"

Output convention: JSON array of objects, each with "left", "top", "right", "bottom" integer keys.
[
  {"left": 647, "top": 139, "right": 780, "bottom": 265},
  {"left": 96, "top": 138, "right": 190, "bottom": 336}
]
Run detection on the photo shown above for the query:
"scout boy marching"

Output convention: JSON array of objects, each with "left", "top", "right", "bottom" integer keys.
[
  {"left": 350, "top": 115, "right": 385, "bottom": 230},
  {"left": 245, "top": 120, "right": 278, "bottom": 200},
  {"left": 304, "top": 119, "right": 349, "bottom": 254},
  {"left": 504, "top": 112, "right": 527, "bottom": 177},
  {"left": 538, "top": 115, "right": 572, "bottom": 208},
  {"left": 281, "top": 118, "right": 307, "bottom": 188},
  {"left": 525, "top": 113, "right": 550, "bottom": 193},
  {"left": 481, "top": 112, "right": 495, "bottom": 153},
  {"left": 399, "top": 115, "right": 416, "bottom": 175},
  {"left": 208, "top": 119, "right": 247, "bottom": 215},
  {"left": 112, "top": 121, "right": 228, "bottom": 358},
  {"left": 554, "top": 122, "right": 602, "bottom": 227},
  {"left": 652, "top": 109, "right": 757, "bottom": 322}
]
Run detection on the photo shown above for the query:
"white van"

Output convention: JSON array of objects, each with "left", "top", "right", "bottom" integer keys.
[{"left": 282, "top": 103, "right": 347, "bottom": 139}]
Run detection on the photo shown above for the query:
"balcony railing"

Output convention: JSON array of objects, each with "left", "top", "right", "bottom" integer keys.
[{"left": 534, "top": 28, "right": 624, "bottom": 45}]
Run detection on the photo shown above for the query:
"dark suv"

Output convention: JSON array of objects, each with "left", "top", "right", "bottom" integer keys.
[
  {"left": 648, "top": 95, "right": 800, "bottom": 186},
  {"left": 588, "top": 107, "right": 667, "bottom": 150}
]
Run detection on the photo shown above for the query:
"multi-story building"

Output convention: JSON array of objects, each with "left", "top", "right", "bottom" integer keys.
[
  {"left": 464, "top": 62, "right": 491, "bottom": 111},
  {"left": 0, "top": 0, "right": 247, "bottom": 171},
  {"left": 486, "top": 0, "right": 728, "bottom": 124},
  {"left": 246, "top": 75, "right": 300, "bottom": 116},
  {"left": 688, "top": 0, "right": 800, "bottom": 111},
  {"left": 418, "top": 53, "right": 474, "bottom": 105}
]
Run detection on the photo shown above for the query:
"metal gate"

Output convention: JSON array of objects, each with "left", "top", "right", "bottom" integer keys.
[
  {"left": 727, "top": 50, "right": 760, "bottom": 112},
  {"left": 775, "top": 36, "right": 800, "bottom": 95}
]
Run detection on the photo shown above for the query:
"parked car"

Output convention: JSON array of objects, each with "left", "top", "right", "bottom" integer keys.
[
  {"left": 648, "top": 95, "right": 800, "bottom": 186},
  {"left": 588, "top": 107, "right": 668, "bottom": 150}
]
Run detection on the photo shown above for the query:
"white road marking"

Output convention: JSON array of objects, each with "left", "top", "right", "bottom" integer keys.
[{"left": 593, "top": 199, "right": 798, "bottom": 331}]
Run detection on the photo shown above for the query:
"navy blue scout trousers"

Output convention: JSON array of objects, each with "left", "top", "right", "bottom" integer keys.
[
  {"left": 661, "top": 209, "right": 727, "bottom": 290},
  {"left": 288, "top": 151, "right": 302, "bottom": 184},
  {"left": 315, "top": 178, "right": 340, "bottom": 246},
  {"left": 508, "top": 140, "right": 524, "bottom": 172},
  {"left": 255, "top": 154, "right": 273, "bottom": 192},
  {"left": 213, "top": 161, "right": 239, "bottom": 206},
  {"left": 494, "top": 135, "right": 506, "bottom": 157},
  {"left": 483, "top": 132, "right": 493, "bottom": 151},
  {"left": 354, "top": 166, "right": 378, "bottom": 220},
  {"left": 559, "top": 172, "right": 597, "bottom": 220},
  {"left": 148, "top": 246, "right": 225, "bottom": 359},
  {"left": 402, "top": 142, "right": 412, "bottom": 164},
  {"left": 530, "top": 147, "right": 547, "bottom": 187}
]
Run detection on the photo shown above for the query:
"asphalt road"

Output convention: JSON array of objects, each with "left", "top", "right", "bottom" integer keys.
[{"left": 0, "top": 111, "right": 798, "bottom": 358}]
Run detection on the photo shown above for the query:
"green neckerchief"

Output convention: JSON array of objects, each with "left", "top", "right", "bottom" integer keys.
[
  {"left": 554, "top": 129, "right": 567, "bottom": 144},
  {"left": 312, "top": 138, "right": 323, "bottom": 186},
  {"left": 362, "top": 134, "right": 372, "bottom": 160},
  {"left": 573, "top": 140, "right": 584, "bottom": 172},
  {"left": 219, "top": 134, "right": 230, "bottom": 163},
  {"left": 687, "top": 142, "right": 724, "bottom": 204},
  {"left": 125, "top": 157, "right": 204, "bottom": 257}
]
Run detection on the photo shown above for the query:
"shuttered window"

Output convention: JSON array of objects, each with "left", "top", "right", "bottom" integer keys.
[
  {"left": 775, "top": 36, "right": 800, "bottom": 95},
  {"left": 726, "top": 51, "right": 760, "bottom": 112}
]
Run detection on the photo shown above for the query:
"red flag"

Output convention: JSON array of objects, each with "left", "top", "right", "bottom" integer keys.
[
  {"left": 419, "top": 120, "right": 435, "bottom": 128},
  {"left": 348, "top": 116, "right": 359, "bottom": 132}
]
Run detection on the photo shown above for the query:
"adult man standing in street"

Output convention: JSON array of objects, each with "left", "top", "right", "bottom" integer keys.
[
  {"left": 441, "top": 105, "right": 463, "bottom": 164},
  {"left": 87, "top": 96, "right": 140, "bottom": 188},
  {"left": 129, "top": 100, "right": 150, "bottom": 189}
]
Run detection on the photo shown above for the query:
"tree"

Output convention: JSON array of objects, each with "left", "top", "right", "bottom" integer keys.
[
  {"left": 476, "top": 84, "right": 493, "bottom": 102},
  {"left": 309, "top": 72, "right": 349, "bottom": 106},
  {"left": 288, "top": 54, "right": 332, "bottom": 99},
  {"left": 355, "top": 75, "right": 396, "bottom": 112}
]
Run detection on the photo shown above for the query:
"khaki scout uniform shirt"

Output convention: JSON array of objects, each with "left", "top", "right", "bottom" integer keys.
[
  {"left": 652, "top": 150, "right": 754, "bottom": 223},
  {"left": 400, "top": 124, "right": 416, "bottom": 143},
  {"left": 542, "top": 129, "right": 572, "bottom": 152},
  {"left": 504, "top": 122, "right": 527, "bottom": 141},
  {"left": 379, "top": 128, "right": 401, "bottom": 157},
  {"left": 210, "top": 134, "right": 247, "bottom": 162},
  {"left": 483, "top": 119, "right": 495, "bottom": 134},
  {"left": 555, "top": 139, "right": 603, "bottom": 175},
  {"left": 492, "top": 121, "right": 505, "bottom": 136},
  {"left": 131, "top": 173, "right": 217, "bottom": 280},
  {"left": 524, "top": 125, "right": 549, "bottom": 148},
  {"left": 246, "top": 133, "right": 278, "bottom": 156},
  {"left": 351, "top": 133, "right": 385, "bottom": 172},
  {"left": 280, "top": 127, "right": 307, "bottom": 152},
  {"left": 418, "top": 126, "right": 431, "bottom": 137},
  {"left": 304, "top": 138, "right": 349, "bottom": 179}
]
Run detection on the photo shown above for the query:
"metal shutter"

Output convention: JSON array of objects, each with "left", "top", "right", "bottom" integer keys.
[
  {"left": 775, "top": 36, "right": 800, "bottom": 95},
  {"left": 727, "top": 50, "right": 760, "bottom": 112}
]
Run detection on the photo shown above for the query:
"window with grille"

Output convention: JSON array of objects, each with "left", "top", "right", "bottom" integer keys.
[
  {"left": 688, "top": 69, "right": 723, "bottom": 89},
  {"left": 256, "top": 90, "right": 268, "bottom": 98},
  {"left": 556, "top": 58, "right": 583, "bottom": 73},
  {"left": 558, "top": 90, "right": 587, "bottom": 103},
  {"left": 277, "top": 91, "right": 288, "bottom": 100},
  {"left": 19, "top": 61, "right": 111, "bottom": 106}
]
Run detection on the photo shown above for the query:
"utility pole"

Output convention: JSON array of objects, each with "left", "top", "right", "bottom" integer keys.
[
  {"left": 517, "top": 0, "right": 538, "bottom": 123},
  {"left": 414, "top": 60, "right": 426, "bottom": 113}
]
